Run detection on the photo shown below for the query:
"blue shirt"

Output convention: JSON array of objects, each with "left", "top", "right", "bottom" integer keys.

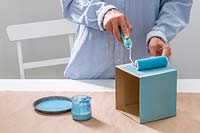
[{"left": 61, "top": 0, "right": 192, "bottom": 79}]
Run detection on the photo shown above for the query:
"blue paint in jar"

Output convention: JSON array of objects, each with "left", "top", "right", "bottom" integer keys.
[{"left": 71, "top": 95, "right": 92, "bottom": 121}]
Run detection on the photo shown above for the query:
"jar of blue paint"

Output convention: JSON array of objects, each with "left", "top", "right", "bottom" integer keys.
[{"left": 71, "top": 95, "right": 92, "bottom": 121}]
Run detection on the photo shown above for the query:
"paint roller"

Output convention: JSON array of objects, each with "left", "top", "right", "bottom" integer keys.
[
  {"left": 120, "top": 29, "right": 168, "bottom": 71},
  {"left": 134, "top": 56, "right": 168, "bottom": 71}
]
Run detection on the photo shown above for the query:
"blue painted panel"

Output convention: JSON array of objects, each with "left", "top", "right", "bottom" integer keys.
[{"left": 139, "top": 71, "right": 177, "bottom": 123}]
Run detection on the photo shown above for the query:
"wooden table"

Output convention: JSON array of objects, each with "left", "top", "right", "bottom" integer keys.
[{"left": 0, "top": 79, "right": 200, "bottom": 133}]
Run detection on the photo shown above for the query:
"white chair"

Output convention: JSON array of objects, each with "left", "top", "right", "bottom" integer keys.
[{"left": 6, "top": 19, "right": 76, "bottom": 79}]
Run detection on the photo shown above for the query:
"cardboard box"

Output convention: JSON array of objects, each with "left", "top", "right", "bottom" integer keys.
[{"left": 115, "top": 63, "right": 177, "bottom": 123}]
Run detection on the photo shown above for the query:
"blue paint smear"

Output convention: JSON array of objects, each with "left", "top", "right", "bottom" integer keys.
[{"left": 36, "top": 99, "right": 72, "bottom": 112}]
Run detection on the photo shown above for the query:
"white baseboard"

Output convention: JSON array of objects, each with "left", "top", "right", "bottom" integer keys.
[{"left": 177, "top": 79, "right": 200, "bottom": 93}]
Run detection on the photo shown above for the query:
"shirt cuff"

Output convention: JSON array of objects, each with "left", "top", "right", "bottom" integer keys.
[
  {"left": 146, "top": 30, "right": 168, "bottom": 45},
  {"left": 97, "top": 5, "right": 117, "bottom": 31}
]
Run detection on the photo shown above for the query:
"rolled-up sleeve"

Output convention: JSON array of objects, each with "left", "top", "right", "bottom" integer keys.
[
  {"left": 146, "top": 0, "right": 193, "bottom": 44},
  {"left": 61, "top": 0, "right": 117, "bottom": 31}
]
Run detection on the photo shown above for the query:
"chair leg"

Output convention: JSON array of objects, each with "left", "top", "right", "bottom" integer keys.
[
  {"left": 16, "top": 41, "right": 25, "bottom": 79},
  {"left": 68, "top": 34, "right": 75, "bottom": 54}
]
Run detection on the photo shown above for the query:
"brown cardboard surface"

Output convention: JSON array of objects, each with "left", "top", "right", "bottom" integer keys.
[
  {"left": 0, "top": 91, "right": 200, "bottom": 133},
  {"left": 145, "top": 93, "right": 200, "bottom": 133},
  {"left": 116, "top": 68, "right": 140, "bottom": 121},
  {"left": 0, "top": 91, "right": 159, "bottom": 133}
]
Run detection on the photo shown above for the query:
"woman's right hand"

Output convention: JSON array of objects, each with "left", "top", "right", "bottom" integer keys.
[{"left": 103, "top": 8, "right": 133, "bottom": 44}]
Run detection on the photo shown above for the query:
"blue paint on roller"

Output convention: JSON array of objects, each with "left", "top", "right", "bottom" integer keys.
[{"left": 135, "top": 56, "right": 168, "bottom": 71}]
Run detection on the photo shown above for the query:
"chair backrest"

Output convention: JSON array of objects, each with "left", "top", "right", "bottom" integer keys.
[{"left": 6, "top": 19, "right": 76, "bottom": 41}]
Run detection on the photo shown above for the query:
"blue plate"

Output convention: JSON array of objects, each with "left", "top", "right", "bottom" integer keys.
[{"left": 33, "top": 96, "right": 72, "bottom": 114}]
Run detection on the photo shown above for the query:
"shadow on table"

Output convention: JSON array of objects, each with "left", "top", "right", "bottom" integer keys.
[
  {"left": 144, "top": 103, "right": 200, "bottom": 133},
  {"left": 34, "top": 110, "right": 71, "bottom": 117},
  {"left": 77, "top": 117, "right": 108, "bottom": 129}
]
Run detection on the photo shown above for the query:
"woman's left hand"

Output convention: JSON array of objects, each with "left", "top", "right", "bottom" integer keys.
[{"left": 148, "top": 37, "right": 172, "bottom": 58}]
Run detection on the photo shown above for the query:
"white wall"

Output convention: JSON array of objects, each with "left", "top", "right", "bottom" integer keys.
[
  {"left": 0, "top": 0, "right": 199, "bottom": 79},
  {"left": 0, "top": 0, "right": 69, "bottom": 79},
  {"left": 171, "top": 0, "right": 200, "bottom": 78}
]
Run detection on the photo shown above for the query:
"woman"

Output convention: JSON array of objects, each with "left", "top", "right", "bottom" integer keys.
[{"left": 61, "top": 0, "right": 192, "bottom": 79}]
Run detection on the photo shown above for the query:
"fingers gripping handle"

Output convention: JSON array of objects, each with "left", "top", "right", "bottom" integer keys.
[
  {"left": 119, "top": 26, "right": 134, "bottom": 66},
  {"left": 119, "top": 27, "right": 133, "bottom": 49}
]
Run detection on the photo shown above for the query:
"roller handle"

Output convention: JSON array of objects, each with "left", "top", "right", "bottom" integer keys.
[{"left": 119, "top": 27, "right": 133, "bottom": 49}]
